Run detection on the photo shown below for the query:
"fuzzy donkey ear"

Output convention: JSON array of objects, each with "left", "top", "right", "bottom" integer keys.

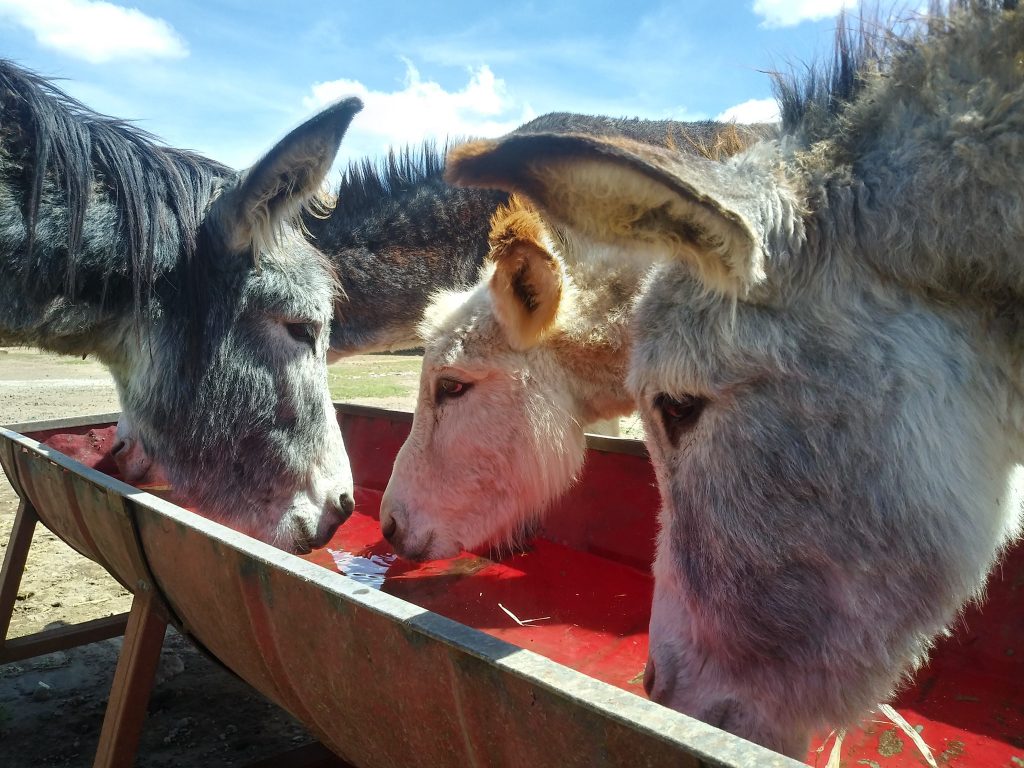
[
  {"left": 215, "top": 97, "right": 363, "bottom": 261},
  {"left": 447, "top": 132, "right": 768, "bottom": 297},
  {"left": 487, "top": 195, "right": 564, "bottom": 350}
]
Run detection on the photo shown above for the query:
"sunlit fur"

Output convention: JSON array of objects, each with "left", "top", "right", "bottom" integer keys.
[
  {"left": 385, "top": 118, "right": 770, "bottom": 561},
  {"left": 443, "top": 2, "right": 1024, "bottom": 758},
  {"left": 382, "top": 120, "right": 769, "bottom": 561},
  {"left": 379, "top": 206, "right": 640, "bottom": 560},
  {"left": 0, "top": 61, "right": 357, "bottom": 552},
  {"left": 487, "top": 196, "right": 565, "bottom": 350}
]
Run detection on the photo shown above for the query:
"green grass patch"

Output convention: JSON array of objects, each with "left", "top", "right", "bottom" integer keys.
[
  {"left": 328, "top": 355, "right": 422, "bottom": 402},
  {"left": 329, "top": 375, "right": 414, "bottom": 400}
]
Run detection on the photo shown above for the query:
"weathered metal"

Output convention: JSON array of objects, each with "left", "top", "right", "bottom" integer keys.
[
  {"left": 1, "top": 406, "right": 1021, "bottom": 767},
  {"left": 0, "top": 414, "right": 152, "bottom": 595},
  {"left": 0, "top": 416, "right": 133, "bottom": 666}
]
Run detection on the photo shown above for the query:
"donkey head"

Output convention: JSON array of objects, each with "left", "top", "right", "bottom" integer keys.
[
  {"left": 114, "top": 100, "right": 363, "bottom": 553},
  {"left": 380, "top": 195, "right": 636, "bottom": 559},
  {"left": 381, "top": 120, "right": 768, "bottom": 563},
  {"left": 445, "top": 7, "right": 1024, "bottom": 753}
]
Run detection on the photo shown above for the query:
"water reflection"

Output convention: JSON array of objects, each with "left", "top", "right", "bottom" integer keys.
[{"left": 326, "top": 548, "right": 398, "bottom": 589}]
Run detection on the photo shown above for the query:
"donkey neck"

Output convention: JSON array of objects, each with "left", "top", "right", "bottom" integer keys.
[
  {"left": 551, "top": 242, "right": 647, "bottom": 423},
  {"left": 0, "top": 173, "right": 221, "bottom": 365}
]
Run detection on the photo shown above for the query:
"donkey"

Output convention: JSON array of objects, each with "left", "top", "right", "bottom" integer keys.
[
  {"left": 379, "top": 117, "right": 769, "bottom": 560},
  {"left": 0, "top": 61, "right": 357, "bottom": 553},
  {"left": 444, "top": 3, "right": 1024, "bottom": 758},
  {"left": 112, "top": 143, "right": 510, "bottom": 482},
  {"left": 304, "top": 145, "right": 507, "bottom": 357}
]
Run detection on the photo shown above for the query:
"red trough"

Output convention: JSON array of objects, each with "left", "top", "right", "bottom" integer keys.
[{"left": 1, "top": 405, "right": 1022, "bottom": 767}]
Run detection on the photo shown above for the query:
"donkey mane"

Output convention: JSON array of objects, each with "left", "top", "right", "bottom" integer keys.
[
  {"left": 773, "top": 1, "right": 1018, "bottom": 144},
  {"left": 0, "top": 60, "right": 230, "bottom": 315},
  {"left": 771, "top": 13, "right": 873, "bottom": 140},
  {"left": 328, "top": 141, "right": 448, "bottom": 223},
  {"left": 306, "top": 138, "right": 506, "bottom": 273}
]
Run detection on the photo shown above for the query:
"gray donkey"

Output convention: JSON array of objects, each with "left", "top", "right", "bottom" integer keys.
[
  {"left": 111, "top": 143, "right": 509, "bottom": 483},
  {"left": 446, "top": 2, "right": 1024, "bottom": 758},
  {"left": 0, "top": 61, "right": 356, "bottom": 553}
]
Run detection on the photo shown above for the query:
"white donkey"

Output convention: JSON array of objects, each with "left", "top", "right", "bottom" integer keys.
[
  {"left": 381, "top": 118, "right": 766, "bottom": 559},
  {"left": 440, "top": 3, "right": 1024, "bottom": 759}
]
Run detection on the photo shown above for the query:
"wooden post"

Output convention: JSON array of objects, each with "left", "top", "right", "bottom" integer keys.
[
  {"left": 0, "top": 497, "right": 129, "bottom": 663},
  {"left": 93, "top": 587, "right": 168, "bottom": 768},
  {"left": 0, "top": 499, "right": 39, "bottom": 653}
]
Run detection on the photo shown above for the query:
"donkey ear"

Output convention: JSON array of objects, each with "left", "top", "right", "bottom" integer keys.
[
  {"left": 217, "top": 97, "right": 363, "bottom": 257},
  {"left": 487, "top": 195, "right": 564, "bottom": 350},
  {"left": 447, "top": 132, "right": 768, "bottom": 297}
]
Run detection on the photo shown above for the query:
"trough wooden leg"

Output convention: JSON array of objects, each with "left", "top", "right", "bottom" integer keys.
[
  {"left": 93, "top": 588, "right": 168, "bottom": 768},
  {"left": 0, "top": 498, "right": 130, "bottom": 663},
  {"left": 0, "top": 498, "right": 38, "bottom": 651}
]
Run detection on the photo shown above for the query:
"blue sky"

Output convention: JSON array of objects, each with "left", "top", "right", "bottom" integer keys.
[{"left": 0, "top": 0, "right": 862, "bottom": 171}]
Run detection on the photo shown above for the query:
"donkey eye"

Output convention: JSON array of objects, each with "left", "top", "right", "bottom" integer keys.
[
  {"left": 437, "top": 377, "right": 471, "bottom": 401},
  {"left": 284, "top": 321, "right": 320, "bottom": 350},
  {"left": 654, "top": 393, "right": 706, "bottom": 447}
]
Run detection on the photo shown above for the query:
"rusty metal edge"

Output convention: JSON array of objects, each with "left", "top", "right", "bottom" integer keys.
[
  {"left": 332, "top": 402, "right": 413, "bottom": 424},
  {"left": 0, "top": 421, "right": 174, "bottom": 621},
  {"left": 582, "top": 432, "right": 649, "bottom": 457},
  {"left": 330, "top": 402, "right": 649, "bottom": 458},
  {"left": 0, "top": 432, "right": 23, "bottom": 498},
  {"left": 0, "top": 423, "right": 134, "bottom": 497},
  {"left": 128, "top": 495, "right": 799, "bottom": 768}
]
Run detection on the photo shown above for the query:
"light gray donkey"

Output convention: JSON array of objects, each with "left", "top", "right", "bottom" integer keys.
[
  {"left": 0, "top": 61, "right": 356, "bottom": 553},
  {"left": 445, "top": 2, "right": 1024, "bottom": 758},
  {"left": 380, "top": 117, "right": 769, "bottom": 560}
]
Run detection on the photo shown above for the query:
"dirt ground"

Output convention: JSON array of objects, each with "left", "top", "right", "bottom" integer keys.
[{"left": 0, "top": 349, "right": 420, "bottom": 768}]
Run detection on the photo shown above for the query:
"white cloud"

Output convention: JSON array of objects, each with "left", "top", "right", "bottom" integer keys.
[
  {"left": 0, "top": 0, "right": 187, "bottom": 63},
  {"left": 716, "top": 98, "right": 780, "bottom": 124},
  {"left": 303, "top": 61, "right": 534, "bottom": 162},
  {"left": 752, "top": 0, "right": 857, "bottom": 28}
]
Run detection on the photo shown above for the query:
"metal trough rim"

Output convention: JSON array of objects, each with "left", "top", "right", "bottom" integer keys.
[{"left": 1, "top": 408, "right": 800, "bottom": 768}]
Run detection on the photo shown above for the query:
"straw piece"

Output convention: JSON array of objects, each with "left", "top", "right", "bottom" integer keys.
[{"left": 877, "top": 704, "right": 937, "bottom": 768}]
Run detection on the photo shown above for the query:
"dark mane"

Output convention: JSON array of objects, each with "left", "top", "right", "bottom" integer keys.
[
  {"left": 0, "top": 60, "right": 231, "bottom": 315},
  {"left": 329, "top": 141, "right": 448, "bottom": 221},
  {"left": 771, "top": 1, "right": 1017, "bottom": 143},
  {"left": 771, "top": 7, "right": 898, "bottom": 142}
]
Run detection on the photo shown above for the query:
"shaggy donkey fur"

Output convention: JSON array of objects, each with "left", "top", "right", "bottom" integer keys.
[
  {"left": 0, "top": 61, "right": 356, "bottom": 552},
  {"left": 305, "top": 144, "right": 507, "bottom": 356},
  {"left": 445, "top": 2, "right": 1024, "bottom": 758},
  {"left": 115, "top": 140, "right": 509, "bottom": 481},
  {"left": 380, "top": 118, "right": 769, "bottom": 560}
]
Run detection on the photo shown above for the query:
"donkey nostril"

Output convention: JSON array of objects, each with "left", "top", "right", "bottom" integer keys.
[
  {"left": 381, "top": 516, "right": 397, "bottom": 542},
  {"left": 338, "top": 491, "right": 355, "bottom": 517}
]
